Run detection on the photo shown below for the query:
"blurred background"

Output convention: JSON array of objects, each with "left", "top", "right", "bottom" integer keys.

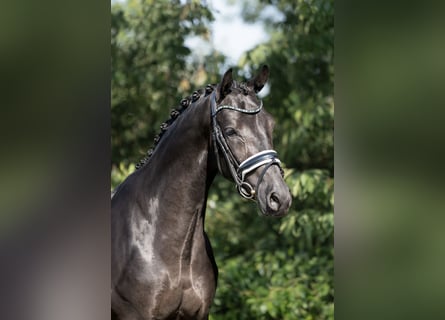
[
  {"left": 5, "top": 0, "right": 444, "bottom": 319},
  {"left": 111, "top": 0, "right": 334, "bottom": 319}
]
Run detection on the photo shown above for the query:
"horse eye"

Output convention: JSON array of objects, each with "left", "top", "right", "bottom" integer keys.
[{"left": 224, "top": 127, "right": 237, "bottom": 137}]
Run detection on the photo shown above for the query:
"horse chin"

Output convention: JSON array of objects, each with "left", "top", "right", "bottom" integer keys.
[{"left": 258, "top": 205, "right": 288, "bottom": 217}]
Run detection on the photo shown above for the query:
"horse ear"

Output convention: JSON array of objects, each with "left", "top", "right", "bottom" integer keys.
[
  {"left": 219, "top": 68, "right": 233, "bottom": 100},
  {"left": 248, "top": 65, "right": 270, "bottom": 93}
]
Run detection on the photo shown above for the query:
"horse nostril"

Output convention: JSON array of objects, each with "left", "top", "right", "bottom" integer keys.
[{"left": 268, "top": 192, "right": 281, "bottom": 211}]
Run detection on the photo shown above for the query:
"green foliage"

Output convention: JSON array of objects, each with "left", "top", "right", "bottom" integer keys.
[
  {"left": 111, "top": 0, "right": 333, "bottom": 318},
  {"left": 111, "top": 162, "right": 135, "bottom": 191},
  {"left": 207, "top": 171, "right": 333, "bottom": 319},
  {"left": 111, "top": 0, "right": 219, "bottom": 166}
]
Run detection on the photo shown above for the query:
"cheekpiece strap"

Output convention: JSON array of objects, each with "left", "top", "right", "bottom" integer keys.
[{"left": 210, "top": 91, "right": 283, "bottom": 200}]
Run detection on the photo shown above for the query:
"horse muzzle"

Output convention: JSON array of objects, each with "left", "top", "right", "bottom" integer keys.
[
  {"left": 263, "top": 188, "right": 292, "bottom": 217},
  {"left": 256, "top": 166, "right": 292, "bottom": 217}
]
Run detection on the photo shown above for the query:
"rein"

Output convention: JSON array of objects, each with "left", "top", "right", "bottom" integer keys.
[{"left": 210, "top": 91, "right": 283, "bottom": 200}]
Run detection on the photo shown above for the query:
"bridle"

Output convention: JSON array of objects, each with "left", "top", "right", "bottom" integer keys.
[{"left": 210, "top": 91, "right": 283, "bottom": 200}]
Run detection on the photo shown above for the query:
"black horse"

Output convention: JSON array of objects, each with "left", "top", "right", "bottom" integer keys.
[{"left": 111, "top": 65, "right": 292, "bottom": 319}]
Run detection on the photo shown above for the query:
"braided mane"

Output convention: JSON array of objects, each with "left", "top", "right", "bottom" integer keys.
[
  {"left": 135, "top": 83, "right": 216, "bottom": 169},
  {"left": 135, "top": 79, "right": 253, "bottom": 170}
]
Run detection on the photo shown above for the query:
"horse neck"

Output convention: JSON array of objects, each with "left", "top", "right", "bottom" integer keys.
[{"left": 137, "top": 95, "right": 217, "bottom": 220}]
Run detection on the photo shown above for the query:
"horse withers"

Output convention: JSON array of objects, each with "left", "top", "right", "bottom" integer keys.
[{"left": 111, "top": 65, "right": 292, "bottom": 319}]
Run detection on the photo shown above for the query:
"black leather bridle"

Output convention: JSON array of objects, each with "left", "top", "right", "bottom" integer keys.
[{"left": 210, "top": 91, "right": 283, "bottom": 200}]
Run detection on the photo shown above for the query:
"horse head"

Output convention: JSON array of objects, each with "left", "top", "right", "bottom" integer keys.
[{"left": 211, "top": 65, "right": 292, "bottom": 217}]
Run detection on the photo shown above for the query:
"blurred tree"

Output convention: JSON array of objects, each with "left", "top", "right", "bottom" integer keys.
[{"left": 111, "top": 0, "right": 222, "bottom": 167}]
